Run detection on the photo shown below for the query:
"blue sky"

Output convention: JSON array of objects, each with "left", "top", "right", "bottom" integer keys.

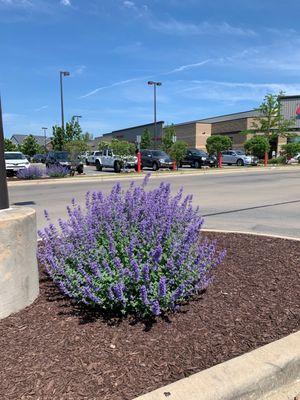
[{"left": 1, "top": 0, "right": 300, "bottom": 138}]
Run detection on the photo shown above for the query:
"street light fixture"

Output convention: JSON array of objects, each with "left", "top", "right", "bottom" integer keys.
[
  {"left": 60, "top": 71, "right": 70, "bottom": 132},
  {"left": 72, "top": 115, "right": 82, "bottom": 124},
  {"left": 42, "top": 127, "right": 48, "bottom": 152},
  {"left": 147, "top": 81, "right": 162, "bottom": 148},
  {"left": 0, "top": 96, "right": 9, "bottom": 210}
]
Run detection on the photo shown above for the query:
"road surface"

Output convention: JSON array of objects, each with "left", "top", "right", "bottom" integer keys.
[{"left": 8, "top": 169, "right": 300, "bottom": 238}]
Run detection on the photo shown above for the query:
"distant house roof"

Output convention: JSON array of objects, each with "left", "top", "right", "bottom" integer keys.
[
  {"left": 11, "top": 134, "right": 52, "bottom": 147},
  {"left": 174, "top": 110, "right": 260, "bottom": 127}
]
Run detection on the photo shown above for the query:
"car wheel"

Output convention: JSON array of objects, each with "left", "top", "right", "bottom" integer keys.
[
  {"left": 152, "top": 162, "right": 159, "bottom": 171},
  {"left": 227, "top": 163, "right": 232, "bottom": 166},
  {"left": 114, "top": 161, "right": 121, "bottom": 173},
  {"left": 96, "top": 160, "right": 103, "bottom": 171},
  {"left": 86, "top": 160, "right": 89, "bottom": 166},
  {"left": 77, "top": 165, "right": 84, "bottom": 174},
  {"left": 194, "top": 160, "right": 200, "bottom": 169},
  {"left": 237, "top": 159, "right": 244, "bottom": 166}
]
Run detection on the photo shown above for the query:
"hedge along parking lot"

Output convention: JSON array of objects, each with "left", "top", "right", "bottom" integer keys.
[{"left": 0, "top": 232, "right": 299, "bottom": 400}]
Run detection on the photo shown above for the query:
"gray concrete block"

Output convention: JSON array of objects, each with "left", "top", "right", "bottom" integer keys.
[{"left": 0, "top": 207, "right": 39, "bottom": 320}]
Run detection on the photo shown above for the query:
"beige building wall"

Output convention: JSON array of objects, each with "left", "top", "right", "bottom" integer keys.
[
  {"left": 195, "top": 123, "right": 211, "bottom": 150},
  {"left": 173, "top": 123, "right": 197, "bottom": 147},
  {"left": 211, "top": 118, "right": 248, "bottom": 135}
]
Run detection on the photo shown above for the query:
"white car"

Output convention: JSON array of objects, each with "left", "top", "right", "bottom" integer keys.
[
  {"left": 287, "top": 153, "right": 300, "bottom": 164},
  {"left": 5, "top": 151, "right": 30, "bottom": 176},
  {"left": 95, "top": 148, "right": 137, "bottom": 173}
]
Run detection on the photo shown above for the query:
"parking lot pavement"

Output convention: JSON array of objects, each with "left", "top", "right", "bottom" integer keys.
[{"left": 8, "top": 168, "right": 300, "bottom": 238}]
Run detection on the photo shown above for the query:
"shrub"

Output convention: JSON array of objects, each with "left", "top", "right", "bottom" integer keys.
[
  {"left": 37, "top": 176, "right": 225, "bottom": 317},
  {"left": 206, "top": 135, "right": 232, "bottom": 156},
  {"left": 244, "top": 135, "right": 270, "bottom": 159},
  {"left": 17, "top": 166, "right": 44, "bottom": 180},
  {"left": 268, "top": 156, "right": 286, "bottom": 165},
  {"left": 46, "top": 165, "right": 69, "bottom": 177}
]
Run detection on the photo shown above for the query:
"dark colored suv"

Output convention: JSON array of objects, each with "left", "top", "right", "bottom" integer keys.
[
  {"left": 45, "top": 151, "right": 84, "bottom": 174},
  {"left": 181, "top": 148, "right": 217, "bottom": 168},
  {"left": 141, "top": 149, "right": 173, "bottom": 171}
]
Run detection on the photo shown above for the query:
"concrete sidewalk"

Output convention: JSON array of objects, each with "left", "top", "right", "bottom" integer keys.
[{"left": 133, "top": 331, "right": 300, "bottom": 400}]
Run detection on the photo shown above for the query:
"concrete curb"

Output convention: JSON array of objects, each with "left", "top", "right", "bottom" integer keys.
[
  {"left": 202, "top": 228, "right": 300, "bottom": 241},
  {"left": 133, "top": 331, "right": 300, "bottom": 400},
  {"left": 7, "top": 165, "right": 300, "bottom": 187}
]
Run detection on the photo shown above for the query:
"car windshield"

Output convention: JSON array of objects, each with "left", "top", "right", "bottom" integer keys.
[
  {"left": 235, "top": 150, "right": 245, "bottom": 155},
  {"left": 190, "top": 149, "right": 207, "bottom": 156},
  {"left": 152, "top": 151, "right": 168, "bottom": 157},
  {"left": 52, "top": 152, "right": 69, "bottom": 160},
  {"left": 5, "top": 153, "right": 26, "bottom": 160}
]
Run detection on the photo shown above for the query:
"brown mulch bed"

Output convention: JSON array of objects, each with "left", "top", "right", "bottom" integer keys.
[{"left": 0, "top": 232, "right": 299, "bottom": 400}]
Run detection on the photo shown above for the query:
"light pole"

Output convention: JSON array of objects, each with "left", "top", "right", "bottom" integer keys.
[
  {"left": 148, "top": 81, "right": 162, "bottom": 148},
  {"left": 42, "top": 127, "right": 47, "bottom": 152},
  {"left": 72, "top": 115, "right": 82, "bottom": 124},
  {"left": 60, "top": 71, "right": 70, "bottom": 132},
  {"left": 0, "top": 96, "right": 9, "bottom": 210}
]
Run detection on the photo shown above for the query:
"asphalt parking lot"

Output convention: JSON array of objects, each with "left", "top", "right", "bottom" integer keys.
[{"left": 8, "top": 168, "right": 300, "bottom": 238}]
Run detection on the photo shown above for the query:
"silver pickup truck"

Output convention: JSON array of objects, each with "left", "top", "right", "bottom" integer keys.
[{"left": 95, "top": 148, "right": 138, "bottom": 173}]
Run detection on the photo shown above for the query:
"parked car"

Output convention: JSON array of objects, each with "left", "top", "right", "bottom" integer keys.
[
  {"left": 32, "top": 153, "right": 46, "bottom": 163},
  {"left": 181, "top": 148, "right": 217, "bottom": 168},
  {"left": 141, "top": 149, "right": 173, "bottom": 171},
  {"left": 287, "top": 153, "right": 300, "bottom": 164},
  {"left": 95, "top": 148, "right": 138, "bottom": 173},
  {"left": 221, "top": 150, "right": 258, "bottom": 166},
  {"left": 45, "top": 151, "right": 84, "bottom": 174},
  {"left": 5, "top": 151, "right": 30, "bottom": 176},
  {"left": 86, "top": 151, "right": 102, "bottom": 165}
]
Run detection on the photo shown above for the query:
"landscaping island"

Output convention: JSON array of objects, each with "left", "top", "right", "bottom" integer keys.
[{"left": 0, "top": 232, "right": 299, "bottom": 400}]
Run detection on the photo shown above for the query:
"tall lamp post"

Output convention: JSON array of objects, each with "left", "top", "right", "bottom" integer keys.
[
  {"left": 147, "top": 81, "right": 162, "bottom": 148},
  {"left": 42, "top": 127, "right": 48, "bottom": 152},
  {"left": 72, "top": 115, "right": 82, "bottom": 124},
  {"left": 60, "top": 71, "right": 70, "bottom": 132},
  {"left": 0, "top": 96, "right": 9, "bottom": 210}
]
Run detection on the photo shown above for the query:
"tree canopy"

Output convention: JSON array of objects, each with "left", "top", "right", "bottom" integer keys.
[
  {"left": 246, "top": 93, "right": 296, "bottom": 140},
  {"left": 244, "top": 135, "right": 270, "bottom": 158},
  {"left": 206, "top": 135, "right": 232, "bottom": 155},
  {"left": 140, "top": 128, "right": 152, "bottom": 149},
  {"left": 20, "top": 135, "right": 42, "bottom": 157},
  {"left": 169, "top": 140, "right": 188, "bottom": 166},
  {"left": 162, "top": 125, "right": 176, "bottom": 153},
  {"left": 4, "top": 138, "right": 18, "bottom": 151}
]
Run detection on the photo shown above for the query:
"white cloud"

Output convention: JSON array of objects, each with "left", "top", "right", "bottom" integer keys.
[
  {"left": 73, "top": 65, "right": 86, "bottom": 75},
  {"left": 165, "top": 59, "right": 211, "bottom": 74},
  {"left": 60, "top": 0, "right": 71, "bottom": 6},
  {"left": 0, "top": 0, "right": 34, "bottom": 7},
  {"left": 34, "top": 105, "right": 48, "bottom": 112},
  {"left": 152, "top": 18, "right": 256, "bottom": 37},
  {"left": 123, "top": 0, "right": 135, "bottom": 8},
  {"left": 79, "top": 77, "right": 146, "bottom": 99}
]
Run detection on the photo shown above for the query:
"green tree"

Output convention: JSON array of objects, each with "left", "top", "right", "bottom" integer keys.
[
  {"left": 98, "top": 141, "right": 111, "bottom": 151},
  {"left": 110, "top": 139, "right": 136, "bottom": 156},
  {"left": 206, "top": 135, "right": 232, "bottom": 156},
  {"left": 244, "top": 135, "right": 270, "bottom": 159},
  {"left": 169, "top": 140, "right": 188, "bottom": 168},
  {"left": 65, "top": 117, "right": 83, "bottom": 142},
  {"left": 52, "top": 125, "right": 66, "bottom": 150},
  {"left": 281, "top": 142, "right": 300, "bottom": 159},
  {"left": 20, "top": 135, "right": 41, "bottom": 157},
  {"left": 4, "top": 138, "right": 18, "bottom": 151},
  {"left": 162, "top": 124, "right": 176, "bottom": 153},
  {"left": 141, "top": 128, "right": 152, "bottom": 149},
  {"left": 65, "top": 138, "right": 89, "bottom": 155},
  {"left": 246, "top": 93, "right": 296, "bottom": 140}
]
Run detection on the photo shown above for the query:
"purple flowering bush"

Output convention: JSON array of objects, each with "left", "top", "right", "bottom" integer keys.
[
  {"left": 46, "top": 165, "right": 69, "bottom": 177},
  {"left": 17, "top": 166, "right": 44, "bottom": 179},
  {"left": 38, "top": 176, "right": 225, "bottom": 317}
]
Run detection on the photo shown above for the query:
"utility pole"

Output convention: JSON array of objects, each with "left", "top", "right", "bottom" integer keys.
[
  {"left": 60, "top": 71, "right": 70, "bottom": 132},
  {"left": 42, "top": 127, "right": 48, "bottom": 152},
  {"left": 147, "top": 81, "right": 162, "bottom": 148},
  {"left": 0, "top": 96, "right": 9, "bottom": 210}
]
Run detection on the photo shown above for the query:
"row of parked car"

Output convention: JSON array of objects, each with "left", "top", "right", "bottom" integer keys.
[
  {"left": 4, "top": 147, "right": 261, "bottom": 176},
  {"left": 83, "top": 148, "right": 258, "bottom": 172},
  {"left": 4, "top": 151, "right": 84, "bottom": 176}
]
